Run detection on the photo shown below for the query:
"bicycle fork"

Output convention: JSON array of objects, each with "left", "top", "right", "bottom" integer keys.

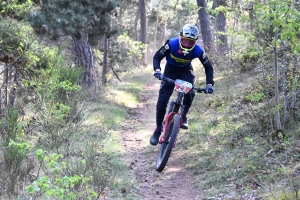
[
  {"left": 159, "top": 101, "right": 185, "bottom": 146},
  {"left": 159, "top": 116, "right": 181, "bottom": 147}
]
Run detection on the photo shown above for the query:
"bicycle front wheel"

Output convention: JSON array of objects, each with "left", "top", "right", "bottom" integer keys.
[{"left": 156, "top": 114, "right": 181, "bottom": 172}]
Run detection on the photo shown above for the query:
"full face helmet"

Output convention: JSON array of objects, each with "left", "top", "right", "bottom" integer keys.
[{"left": 179, "top": 24, "right": 199, "bottom": 52}]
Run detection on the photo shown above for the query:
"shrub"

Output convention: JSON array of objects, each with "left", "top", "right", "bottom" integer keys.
[{"left": 0, "top": 107, "right": 34, "bottom": 197}]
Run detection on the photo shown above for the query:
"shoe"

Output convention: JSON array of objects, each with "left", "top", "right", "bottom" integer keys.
[
  {"left": 150, "top": 126, "right": 162, "bottom": 146},
  {"left": 180, "top": 115, "right": 188, "bottom": 129}
]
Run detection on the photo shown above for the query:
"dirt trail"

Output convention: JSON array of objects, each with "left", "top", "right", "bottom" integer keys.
[{"left": 120, "top": 78, "right": 202, "bottom": 200}]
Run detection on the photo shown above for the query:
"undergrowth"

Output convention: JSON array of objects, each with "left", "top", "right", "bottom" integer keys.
[
  {"left": 181, "top": 64, "right": 300, "bottom": 200},
  {"left": 1, "top": 46, "right": 298, "bottom": 199},
  {"left": 0, "top": 46, "right": 150, "bottom": 199}
]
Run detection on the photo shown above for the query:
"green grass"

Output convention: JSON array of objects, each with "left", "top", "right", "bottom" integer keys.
[
  {"left": 2, "top": 58, "right": 299, "bottom": 199},
  {"left": 74, "top": 60, "right": 300, "bottom": 200},
  {"left": 76, "top": 68, "right": 152, "bottom": 199},
  {"left": 182, "top": 66, "right": 300, "bottom": 199},
  {"left": 1, "top": 67, "right": 152, "bottom": 200}
]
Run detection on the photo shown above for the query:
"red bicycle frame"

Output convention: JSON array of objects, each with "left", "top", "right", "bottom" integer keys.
[{"left": 159, "top": 112, "right": 182, "bottom": 143}]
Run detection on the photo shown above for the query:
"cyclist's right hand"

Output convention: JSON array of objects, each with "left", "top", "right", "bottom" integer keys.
[{"left": 154, "top": 71, "right": 163, "bottom": 80}]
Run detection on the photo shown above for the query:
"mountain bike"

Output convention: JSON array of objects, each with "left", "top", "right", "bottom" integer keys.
[{"left": 156, "top": 76, "right": 206, "bottom": 172}]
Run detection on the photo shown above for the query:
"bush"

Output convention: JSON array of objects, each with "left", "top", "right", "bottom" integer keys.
[{"left": 0, "top": 107, "right": 34, "bottom": 197}]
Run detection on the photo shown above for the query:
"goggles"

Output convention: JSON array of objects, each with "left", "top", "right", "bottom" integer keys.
[{"left": 180, "top": 37, "right": 196, "bottom": 49}]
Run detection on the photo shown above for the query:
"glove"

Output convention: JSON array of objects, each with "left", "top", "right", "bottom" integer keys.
[
  {"left": 154, "top": 71, "right": 163, "bottom": 80},
  {"left": 205, "top": 85, "right": 213, "bottom": 94}
]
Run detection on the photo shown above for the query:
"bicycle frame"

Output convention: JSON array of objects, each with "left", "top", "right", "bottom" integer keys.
[
  {"left": 156, "top": 76, "right": 205, "bottom": 171},
  {"left": 159, "top": 77, "right": 204, "bottom": 143},
  {"left": 160, "top": 94, "right": 184, "bottom": 143}
]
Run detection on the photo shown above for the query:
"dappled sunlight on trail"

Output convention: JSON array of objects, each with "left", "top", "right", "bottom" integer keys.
[{"left": 120, "top": 77, "right": 203, "bottom": 200}]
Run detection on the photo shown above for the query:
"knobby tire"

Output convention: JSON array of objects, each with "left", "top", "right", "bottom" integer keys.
[{"left": 156, "top": 114, "right": 181, "bottom": 172}]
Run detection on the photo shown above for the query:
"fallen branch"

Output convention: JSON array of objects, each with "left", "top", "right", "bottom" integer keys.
[{"left": 111, "top": 66, "right": 122, "bottom": 82}]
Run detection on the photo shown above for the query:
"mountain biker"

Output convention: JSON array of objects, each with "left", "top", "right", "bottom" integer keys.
[{"left": 150, "top": 24, "right": 214, "bottom": 146}]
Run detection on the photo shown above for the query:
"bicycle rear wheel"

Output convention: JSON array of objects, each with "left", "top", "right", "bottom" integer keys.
[{"left": 156, "top": 114, "right": 181, "bottom": 172}]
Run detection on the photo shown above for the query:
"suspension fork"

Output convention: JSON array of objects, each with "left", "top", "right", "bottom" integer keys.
[
  {"left": 163, "top": 92, "right": 185, "bottom": 132},
  {"left": 160, "top": 112, "right": 177, "bottom": 143},
  {"left": 167, "top": 100, "right": 185, "bottom": 115},
  {"left": 167, "top": 101, "right": 175, "bottom": 114},
  {"left": 172, "top": 92, "right": 184, "bottom": 113},
  {"left": 163, "top": 93, "right": 185, "bottom": 132},
  {"left": 166, "top": 100, "right": 185, "bottom": 123}
]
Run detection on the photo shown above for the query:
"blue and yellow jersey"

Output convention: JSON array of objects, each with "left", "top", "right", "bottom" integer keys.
[
  {"left": 165, "top": 38, "right": 203, "bottom": 67},
  {"left": 153, "top": 37, "right": 214, "bottom": 85}
]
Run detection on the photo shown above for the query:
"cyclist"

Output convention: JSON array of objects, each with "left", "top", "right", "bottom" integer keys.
[{"left": 150, "top": 24, "right": 214, "bottom": 146}]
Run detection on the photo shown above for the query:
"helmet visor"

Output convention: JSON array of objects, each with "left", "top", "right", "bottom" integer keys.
[{"left": 180, "top": 37, "right": 196, "bottom": 48}]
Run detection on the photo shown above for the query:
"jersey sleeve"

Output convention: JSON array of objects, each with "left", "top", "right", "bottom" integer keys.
[
  {"left": 153, "top": 40, "right": 171, "bottom": 71},
  {"left": 199, "top": 52, "right": 214, "bottom": 85}
]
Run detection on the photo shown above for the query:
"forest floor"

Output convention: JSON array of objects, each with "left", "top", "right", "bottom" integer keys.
[{"left": 119, "top": 77, "right": 203, "bottom": 200}]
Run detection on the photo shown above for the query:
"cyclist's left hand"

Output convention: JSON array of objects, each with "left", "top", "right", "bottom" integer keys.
[{"left": 205, "top": 85, "right": 213, "bottom": 94}]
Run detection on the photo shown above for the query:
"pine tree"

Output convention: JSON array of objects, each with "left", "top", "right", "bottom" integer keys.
[
  {"left": 31, "top": 0, "right": 118, "bottom": 44},
  {"left": 30, "top": 0, "right": 119, "bottom": 85},
  {"left": 197, "top": 0, "right": 213, "bottom": 53},
  {"left": 0, "top": 0, "right": 35, "bottom": 112}
]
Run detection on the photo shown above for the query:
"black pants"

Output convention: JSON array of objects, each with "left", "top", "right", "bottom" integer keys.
[{"left": 156, "top": 63, "right": 195, "bottom": 127}]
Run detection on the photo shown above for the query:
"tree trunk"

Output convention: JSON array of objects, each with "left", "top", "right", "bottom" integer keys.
[
  {"left": 197, "top": 19, "right": 204, "bottom": 47},
  {"left": 161, "top": 22, "right": 167, "bottom": 46},
  {"left": 229, "top": 0, "right": 239, "bottom": 63},
  {"left": 290, "top": 55, "right": 298, "bottom": 113},
  {"left": 134, "top": 9, "right": 140, "bottom": 41},
  {"left": 1, "top": 59, "right": 21, "bottom": 116},
  {"left": 0, "top": 63, "right": 8, "bottom": 116},
  {"left": 139, "top": 0, "right": 148, "bottom": 66},
  {"left": 8, "top": 68, "right": 18, "bottom": 107},
  {"left": 197, "top": 0, "right": 213, "bottom": 53},
  {"left": 102, "top": 35, "right": 108, "bottom": 85},
  {"left": 214, "top": 0, "right": 228, "bottom": 55},
  {"left": 274, "top": 33, "right": 282, "bottom": 131},
  {"left": 153, "top": 0, "right": 162, "bottom": 53},
  {"left": 72, "top": 35, "right": 95, "bottom": 86},
  {"left": 282, "top": 42, "right": 289, "bottom": 125}
]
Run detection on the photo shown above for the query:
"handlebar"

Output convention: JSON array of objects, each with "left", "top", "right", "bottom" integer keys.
[{"left": 161, "top": 76, "right": 206, "bottom": 93}]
